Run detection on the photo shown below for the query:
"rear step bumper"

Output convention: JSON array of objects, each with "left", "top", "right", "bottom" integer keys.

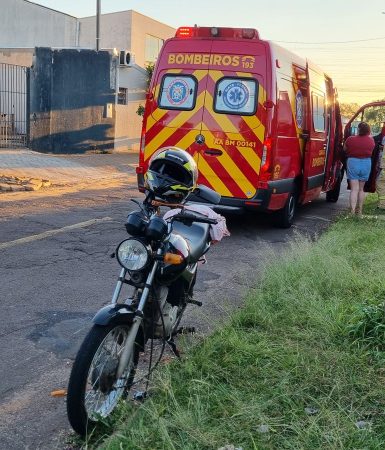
[{"left": 137, "top": 173, "right": 296, "bottom": 213}]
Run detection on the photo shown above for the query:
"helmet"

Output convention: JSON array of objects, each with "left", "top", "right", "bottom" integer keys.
[{"left": 144, "top": 147, "right": 198, "bottom": 201}]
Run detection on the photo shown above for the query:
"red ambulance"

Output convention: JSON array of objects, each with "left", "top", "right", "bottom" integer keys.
[{"left": 137, "top": 26, "right": 344, "bottom": 227}]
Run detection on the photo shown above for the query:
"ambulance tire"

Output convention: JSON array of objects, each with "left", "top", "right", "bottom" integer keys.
[
  {"left": 275, "top": 192, "right": 297, "bottom": 229},
  {"left": 326, "top": 172, "right": 342, "bottom": 203}
]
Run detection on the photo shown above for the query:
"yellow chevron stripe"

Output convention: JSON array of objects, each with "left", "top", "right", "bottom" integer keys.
[
  {"left": 201, "top": 127, "right": 256, "bottom": 197},
  {"left": 144, "top": 91, "right": 206, "bottom": 161},
  {"left": 214, "top": 145, "right": 256, "bottom": 197},
  {"left": 236, "top": 146, "right": 261, "bottom": 175},
  {"left": 197, "top": 154, "right": 233, "bottom": 196},
  {"left": 235, "top": 71, "right": 252, "bottom": 78},
  {"left": 174, "top": 129, "right": 200, "bottom": 150},
  {"left": 242, "top": 115, "right": 265, "bottom": 143},
  {"left": 192, "top": 69, "right": 209, "bottom": 81},
  {"left": 146, "top": 107, "right": 168, "bottom": 132},
  {"left": 258, "top": 85, "right": 267, "bottom": 105},
  {"left": 208, "top": 70, "right": 224, "bottom": 83}
]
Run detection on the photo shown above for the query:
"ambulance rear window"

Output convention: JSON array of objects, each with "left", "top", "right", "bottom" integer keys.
[
  {"left": 158, "top": 74, "right": 197, "bottom": 111},
  {"left": 214, "top": 77, "right": 258, "bottom": 115}
]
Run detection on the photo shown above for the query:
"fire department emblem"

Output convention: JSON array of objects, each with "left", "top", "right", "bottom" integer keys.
[
  {"left": 223, "top": 82, "right": 249, "bottom": 110},
  {"left": 167, "top": 79, "right": 189, "bottom": 106},
  {"left": 295, "top": 90, "right": 304, "bottom": 128}
]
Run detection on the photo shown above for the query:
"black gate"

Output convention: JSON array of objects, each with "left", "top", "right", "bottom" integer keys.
[{"left": 0, "top": 63, "right": 29, "bottom": 148}]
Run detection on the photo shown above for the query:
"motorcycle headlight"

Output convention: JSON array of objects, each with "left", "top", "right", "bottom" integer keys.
[{"left": 116, "top": 239, "right": 150, "bottom": 271}]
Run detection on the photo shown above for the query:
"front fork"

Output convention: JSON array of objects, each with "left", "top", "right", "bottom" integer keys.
[{"left": 116, "top": 258, "right": 160, "bottom": 379}]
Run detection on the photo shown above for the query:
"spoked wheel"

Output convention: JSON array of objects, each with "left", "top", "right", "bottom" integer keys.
[{"left": 67, "top": 324, "right": 139, "bottom": 436}]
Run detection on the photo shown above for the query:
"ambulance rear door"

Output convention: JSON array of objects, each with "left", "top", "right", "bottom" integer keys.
[
  {"left": 198, "top": 40, "right": 268, "bottom": 199},
  {"left": 142, "top": 39, "right": 211, "bottom": 167}
]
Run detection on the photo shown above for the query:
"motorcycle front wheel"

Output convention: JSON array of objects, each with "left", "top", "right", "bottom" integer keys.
[{"left": 67, "top": 324, "right": 139, "bottom": 436}]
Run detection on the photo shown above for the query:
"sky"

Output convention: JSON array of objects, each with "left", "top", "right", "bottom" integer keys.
[{"left": 30, "top": 0, "right": 385, "bottom": 104}]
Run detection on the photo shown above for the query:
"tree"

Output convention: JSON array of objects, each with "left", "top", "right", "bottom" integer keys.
[
  {"left": 136, "top": 63, "right": 155, "bottom": 117},
  {"left": 339, "top": 102, "right": 361, "bottom": 118}
]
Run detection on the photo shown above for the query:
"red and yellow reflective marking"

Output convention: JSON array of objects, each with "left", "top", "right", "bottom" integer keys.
[
  {"left": 195, "top": 152, "right": 233, "bottom": 196},
  {"left": 144, "top": 91, "right": 206, "bottom": 161},
  {"left": 143, "top": 67, "right": 267, "bottom": 198}
]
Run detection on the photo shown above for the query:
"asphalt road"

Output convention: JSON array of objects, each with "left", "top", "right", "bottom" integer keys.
[{"left": 0, "top": 183, "right": 349, "bottom": 449}]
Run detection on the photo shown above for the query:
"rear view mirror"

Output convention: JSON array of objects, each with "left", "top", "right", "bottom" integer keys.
[{"left": 193, "top": 184, "right": 221, "bottom": 205}]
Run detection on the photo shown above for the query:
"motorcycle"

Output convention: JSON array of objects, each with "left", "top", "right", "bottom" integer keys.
[{"left": 66, "top": 183, "right": 223, "bottom": 436}]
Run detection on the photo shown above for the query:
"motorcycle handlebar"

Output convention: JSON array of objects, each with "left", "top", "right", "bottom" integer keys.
[{"left": 171, "top": 213, "right": 218, "bottom": 225}]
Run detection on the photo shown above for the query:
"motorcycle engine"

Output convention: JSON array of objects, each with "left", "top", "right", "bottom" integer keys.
[{"left": 153, "top": 286, "right": 179, "bottom": 338}]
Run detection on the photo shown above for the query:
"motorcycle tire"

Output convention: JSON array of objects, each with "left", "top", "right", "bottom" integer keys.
[{"left": 67, "top": 324, "right": 139, "bottom": 436}]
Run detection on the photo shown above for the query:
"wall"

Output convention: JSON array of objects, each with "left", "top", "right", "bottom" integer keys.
[
  {"left": 0, "top": 0, "right": 78, "bottom": 48},
  {"left": 0, "top": 49, "right": 34, "bottom": 67},
  {"left": 130, "top": 11, "right": 174, "bottom": 68},
  {"left": 30, "top": 48, "right": 117, "bottom": 153},
  {"left": 79, "top": 10, "right": 175, "bottom": 68},
  {"left": 79, "top": 11, "right": 132, "bottom": 52},
  {"left": 115, "top": 64, "right": 148, "bottom": 151}
]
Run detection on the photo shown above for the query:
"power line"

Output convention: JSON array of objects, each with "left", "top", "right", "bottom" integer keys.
[{"left": 277, "top": 36, "right": 385, "bottom": 44}]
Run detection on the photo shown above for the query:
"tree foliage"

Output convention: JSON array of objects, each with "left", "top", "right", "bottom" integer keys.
[
  {"left": 137, "top": 63, "right": 155, "bottom": 116},
  {"left": 339, "top": 102, "right": 361, "bottom": 118}
]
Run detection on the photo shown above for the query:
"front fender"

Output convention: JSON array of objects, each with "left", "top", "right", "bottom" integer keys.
[{"left": 93, "top": 304, "right": 135, "bottom": 326}]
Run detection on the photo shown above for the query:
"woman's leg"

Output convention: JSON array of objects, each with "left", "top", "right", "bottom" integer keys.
[
  {"left": 349, "top": 179, "right": 359, "bottom": 214},
  {"left": 357, "top": 181, "right": 367, "bottom": 215}
]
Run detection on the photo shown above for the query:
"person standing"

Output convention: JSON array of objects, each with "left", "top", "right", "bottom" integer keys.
[
  {"left": 344, "top": 122, "right": 375, "bottom": 216},
  {"left": 374, "top": 123, "right": 385, "bottom": 210}
]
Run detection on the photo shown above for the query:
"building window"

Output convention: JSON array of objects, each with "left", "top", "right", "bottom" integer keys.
[
  {"left": 118, "top": 88, "right": 128, "bottom": 105},
  {"left": 145, "top": 35, "right": 164, "bottom": 64}
]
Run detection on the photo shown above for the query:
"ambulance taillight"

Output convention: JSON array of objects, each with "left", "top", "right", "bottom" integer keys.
[{"left": 259, "top": 137, "right": 273, "bottom": 183}]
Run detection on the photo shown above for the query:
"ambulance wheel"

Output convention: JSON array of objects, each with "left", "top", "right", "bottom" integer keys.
[
  {"left": 275, "top": 192, "right": 297, "bottom": 228},
  {"left": 326, "top": 173, "right": 342, "bottom": 203}
]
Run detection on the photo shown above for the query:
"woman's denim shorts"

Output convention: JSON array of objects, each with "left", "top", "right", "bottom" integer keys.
[{"left": 347, "top": 157, "right": 371, "bottom": 181}]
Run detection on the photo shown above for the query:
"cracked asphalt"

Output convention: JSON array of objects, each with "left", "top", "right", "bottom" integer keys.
[{"left": 0, "top": 182, "right": 349, "bottom": 449}]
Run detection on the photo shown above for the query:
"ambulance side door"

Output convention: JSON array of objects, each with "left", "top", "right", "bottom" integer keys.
[
  {"left": 302, "top": 64, "right": 328, "bottom": 199},
  {"left": 344, "top": 101, "right": 385, "bottom": 192}
]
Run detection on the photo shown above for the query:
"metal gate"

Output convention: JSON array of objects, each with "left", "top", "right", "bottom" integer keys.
[{"left": 0, "top": 63, "right": 29, "bottom": 148}]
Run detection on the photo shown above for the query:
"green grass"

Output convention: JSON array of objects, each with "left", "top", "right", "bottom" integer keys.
[
  {"left": 90, "top": 207, "right": 385, "bottom": 450},
  {"left": 363, "top": 193, "right": 385, "bottom": 216}
]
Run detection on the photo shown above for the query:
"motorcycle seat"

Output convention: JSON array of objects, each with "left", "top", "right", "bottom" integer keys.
[{"left": 172, "top": 220, "right": 211, "bottom": 262}]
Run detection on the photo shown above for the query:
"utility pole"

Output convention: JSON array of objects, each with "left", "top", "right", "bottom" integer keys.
[{"left": 96, "top": 0, "right": 101, "bottom": 51}]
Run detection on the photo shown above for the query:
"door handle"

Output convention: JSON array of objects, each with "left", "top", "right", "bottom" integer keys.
[{"left": 204, "top": 149, "right": 223, "bottom": 156}]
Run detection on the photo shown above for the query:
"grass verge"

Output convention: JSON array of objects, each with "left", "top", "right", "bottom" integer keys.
[{"left": 94, "top": 200, "right": 385, "bottom": 450}]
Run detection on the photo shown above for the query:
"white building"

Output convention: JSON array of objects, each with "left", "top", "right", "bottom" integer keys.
[{"left": 0, "top": 0, "right": 175, "bottom": 151}]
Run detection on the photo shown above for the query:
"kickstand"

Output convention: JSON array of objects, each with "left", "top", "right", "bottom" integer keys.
[{"left": 166, "top": 338, "right": 181, "bottom": 358}]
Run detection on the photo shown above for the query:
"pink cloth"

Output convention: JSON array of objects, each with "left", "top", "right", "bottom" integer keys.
[{"left": 163, "top": 204, "right": 230, "bottom": 243}]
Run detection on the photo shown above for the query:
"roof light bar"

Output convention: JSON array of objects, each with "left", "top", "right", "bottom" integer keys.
[
  {"left": 176, "top": 27, "right": 194, "bottom": 38},
  {"left": 175, "top": 27, "right": 259, "bottom": 39}
]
